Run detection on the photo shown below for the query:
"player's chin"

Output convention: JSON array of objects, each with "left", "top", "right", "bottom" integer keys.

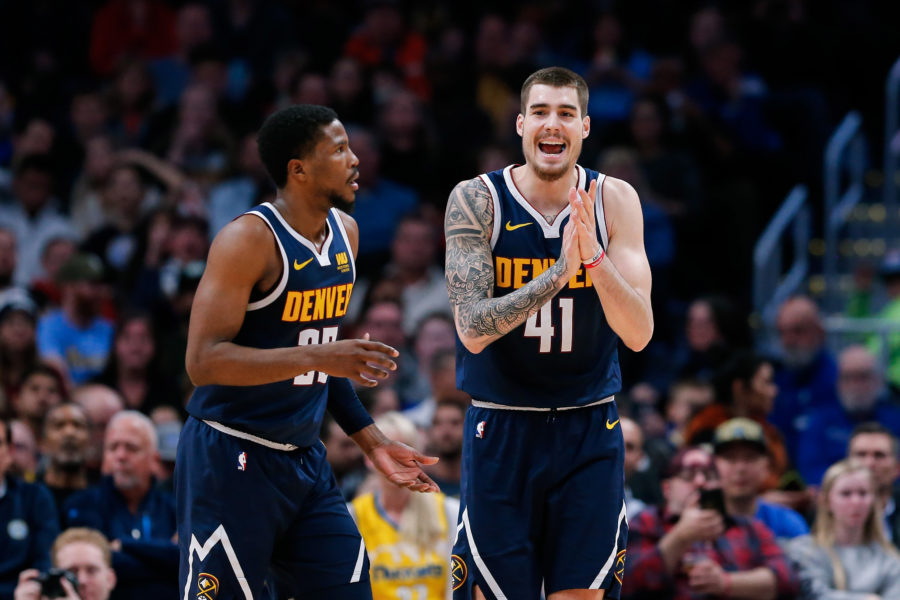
[{"left": 329, "top": 193, "right": 355, "bottom": 214}]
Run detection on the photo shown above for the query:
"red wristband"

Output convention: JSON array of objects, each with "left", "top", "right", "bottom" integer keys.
[{"left": 584, "top": 249, "right": 605, "bottom": 269}]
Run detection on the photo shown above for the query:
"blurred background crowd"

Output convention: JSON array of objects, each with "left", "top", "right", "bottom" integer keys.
[{"left": 1, "top": 0, "right": 900, "bottom": 599}]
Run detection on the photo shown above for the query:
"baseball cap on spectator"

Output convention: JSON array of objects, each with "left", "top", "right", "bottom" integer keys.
[
  {"left": 56, "top": 253, "right": 104, "bottom": 284},
  {"left": 713, "top": 418, "right": 768, "bottom": 455},
  {"left": 0, "top": 288, "right": 37, "bottom": 323},
  {"left": 156, "top": 421, "right": 182, "bottom": 463}
]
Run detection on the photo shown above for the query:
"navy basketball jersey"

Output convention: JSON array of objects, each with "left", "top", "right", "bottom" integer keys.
[
  {"left": 456, "top": 165, "right": 621, "bottom": 408},
  {"left": 187, "top": 202, "right": 356, "bottom": 446}
]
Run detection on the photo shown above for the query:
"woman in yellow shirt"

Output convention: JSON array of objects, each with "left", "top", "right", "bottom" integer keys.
[{"left": 349, "top": 412, "right": 460, "bottom": 600}]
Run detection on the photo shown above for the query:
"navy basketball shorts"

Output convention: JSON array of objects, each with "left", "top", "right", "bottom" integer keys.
[
  {"left": 451, "top": 401, "right": 628, "bottom": 600},
  {"left": 176, "top": 417, "right": 371, "bottom": 600}
]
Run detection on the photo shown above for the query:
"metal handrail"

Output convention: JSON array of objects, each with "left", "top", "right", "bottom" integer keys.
[
  {"left": 753, "top": 185, "right": 809, "bottom": 327},
  {"left": 824, "top": 112, "right": 865, "bottom": 311},
  {"left": 884, "top": 55, "right": 900, "bottom": 218},
  {"left": 823, "top": 315, "right": 900, "bottom": 367}
]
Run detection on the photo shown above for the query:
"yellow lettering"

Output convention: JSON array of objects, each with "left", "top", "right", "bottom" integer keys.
[
  {"left": 513, "top": 258, "right": 530, "bottom": 289},
  {"left": 300, "top": 290, "right": 316, "bottom": 322},
  {"left": 531, "top": 258, "right": 550, "bottom": 278},
  {"left": 496, "top": 257, "right": 511, "bottom": 288},
  {"left": 569, "top": 267, "right": 584, "bottom": 289},
  {"left": 336, "top": 284, "right": 351, "bottom": 316},
  {"left": 325, "top": 286, "right": 337, "bottom": 318},
  {"left": 282, "top": 291, "right": 302, "bottom": 321},
  {"left": 312, "top": 288, "right": 327, "bottom": 321},
  {"left": 585, "top": 268, "right": 592, "bottom": 287}
]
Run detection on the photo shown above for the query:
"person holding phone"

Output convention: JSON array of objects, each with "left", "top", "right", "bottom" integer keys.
[{"left": 623, "top": 445, "right": 799, "bottom": 599}]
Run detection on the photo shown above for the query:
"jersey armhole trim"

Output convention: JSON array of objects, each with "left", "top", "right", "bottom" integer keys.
[
  {"left": 595, "top": 173, "right": 609, "bottom": 250},
  {"left": 479, "top": 174, "right": 501, "bottom": 250},
  {"left": 331, "top": 209, "right": 356, "bottom": 284},
  {"left": 244, "top": 210, "right": 289, "bottom": 311}
]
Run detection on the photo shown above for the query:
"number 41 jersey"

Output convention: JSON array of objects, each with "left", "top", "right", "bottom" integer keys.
[
  {"left": 186, "top": 202, "right": 356, "bottom": 447},
  {"left": 455, "top": 165, "right": 622, "bottom": 409}
]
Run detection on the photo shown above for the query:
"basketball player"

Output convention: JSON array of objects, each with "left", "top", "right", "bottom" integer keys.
[
  {"left": 178, "top": 105, "right": 439, "bottom": 600},
  {"left": 445, "top": 67, "right": 653, "bottom": 600}
]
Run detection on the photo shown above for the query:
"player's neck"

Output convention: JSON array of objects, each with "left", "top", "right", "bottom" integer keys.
[
  {"left": 511, "top": 164, "right": 579, "bottom": 218},
  {"left": 273, "top": 194, "right": 330, "bottom": 250}
]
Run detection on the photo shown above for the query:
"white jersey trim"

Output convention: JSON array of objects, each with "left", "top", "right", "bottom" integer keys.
[
  {"left": 470, "top": 395, "right": 614, "bottom": 412},
  {"left": 331, "top": 208, "right": 356, "bottom": 284},
  {"left": 590, "top": 501, "right": 627, "bottom": 589},
  {"left": 595, "top": 173, "right": 609, "bottom": 250},
  {"left": 501, "top": 165, "right": 586, "bottom": 239},
  {"left": 478, "top": 174, "right": 502, "bottom": 250},
  {"left": 203, "top": 420, "right": 299, "bottom": 451},
  {"left": 350, "top": 537, "right": 366, "bottom": 583},
  {"left": 244, "top": 210, "right": 289, "bottom": 312},
  {"left": 263, "top": 201, "right": 334, "bottom": 266}
]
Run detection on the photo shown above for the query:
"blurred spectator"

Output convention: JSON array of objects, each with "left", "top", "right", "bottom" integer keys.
[
  {"left": 291, "top": 71, "right": 330, "bottom": 107},
  {"left": 0, "top": 227, "right": 16, "bottom": 291},
  {"left": 343, "top": 1, "right": 429, "bottom": 99},
  {"left": 89, "top": 0, "right": 176, "bottom": 77},
  {"left": 847, "top": 424, "right": 900, "bottom": 545},
  {"left": 422, "top": 400, "right": 464, "bottom": 498},
  {"left": 37, "top": 403, "right": 91, "bottom": 523},
  {"left": 93, "top": 312, "right": 177, "bottom": 413},
  {"left": 106, "top": 60, "right": 157, "bottom": 147},
  {"left": 713, "top": 418, "right": 809, "bottom": 541},
  {"left": 623, "top": 445, "right": 798, "bottom": 599},
  {"left": 0, "top": 417, "right": 59, "bottom": 598},
  {"left": 149, "top": 3, "right": 214, "bottom": 107},
  {"left": 664, "top": 378, "right": 714, "bottom": 448},
  {"left": 322, "top": 414, "right": 367, "bottom": 501},
  {"left": 622, "top": 416, "right": 663, "bottom": 515},
  {"left": 8, "top": 420, "right": 37, "bottom": 482},
  {"left": 64, "top": 411, "right": 177, "bottom": 600},
  {"left": 0, "top": 155, "right": 75, "bottom": 288},
  {"left": 207, "top": 132, "right": 273, "bottom": 237},
  {"left": 404, "top": 312, "right": 456, "bottom": 405},
  {"left": 849, "top": 250, "right": 900, "bottom": 392},
  {"left": 787, "top": 460, "right": 900, "bottom": 599},
  {"left": 684, "top": 352, "right": 790, "bottom": 485},
  {"left": 342, "top": 126, "right": 418, "bottom": 274},
  {"left": 329, "top": 57, "right": 375, "bottom": 126},
  {"left": 36, "top": 253, "right": 114, "bottom": 386},
  {"left": 69, "top": 135, "right": 117, "bottom": 237},
  {"left": 72, "top": 384, "right": 124, "bottom": 479},
  {"left": 211, "top": 0, "right": 293, "bottom": 79},
  {"left": 153, "top": 420, "right": 181, "bottom": 489},
  {"left": 674, "top": 295, "right": 743, "bottom": 383},
  {"left": 0, "top": 289, "right": 39, "bottom": 408},
  {"left": 14, "top": 527, "right": 117, "bottom": 600},
  {"left": 770, "top": 296, "right": 839, "bottom": 463},
  {"left": 796, "top": 346, "right": 900, "bottom": 487},
  {"left": 348, "top": 412, "right": 458, "bottom": 600},
  {"left": 403, "top": 349, "right": 469, "bottom": 429},
  {"left": 354, "top": 298, "right": 415, "bottom": 399},
  {"left": 376, "top": 90, "right": 437, "bottom": 197},
  {"left": 11, "top": 365, "right": 66, "bottom": 442},
  {"left": 29, "top": 236, "right": 78, "bottom": 310}
]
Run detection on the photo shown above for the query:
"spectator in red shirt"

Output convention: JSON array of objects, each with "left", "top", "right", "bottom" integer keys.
[
  {"left": 623, "top": 445, "right": 798, "bottom": 599},
  {"left": 89, "top": 0, "right": 176, "bottom": 77}
]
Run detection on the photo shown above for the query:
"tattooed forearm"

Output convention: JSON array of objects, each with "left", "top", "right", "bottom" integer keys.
[{"left": 445, "top": 178, "right": 567, "bottom": 344}]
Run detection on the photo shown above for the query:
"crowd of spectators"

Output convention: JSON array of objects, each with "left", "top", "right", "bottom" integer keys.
[{"left": 1, "top": 1, "right": 900, "bottom": 599}]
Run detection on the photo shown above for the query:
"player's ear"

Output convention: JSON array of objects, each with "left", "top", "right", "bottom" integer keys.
[
  {"left": 582, "top": 115, "right": 590, "bottom": 139},
  {"left": 516, "top": 113, "right": 524, "bottom": 137},
  {"left": 287, "top": 158, "right": 306, "bottom": 182}
]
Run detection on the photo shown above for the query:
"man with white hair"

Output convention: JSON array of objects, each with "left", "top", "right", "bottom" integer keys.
[
  {"left": 62, "top": 411, "right": 177, "bottom": 600},
  {"left": 796, "top": 345, "right": 900, "bottom": 485}
]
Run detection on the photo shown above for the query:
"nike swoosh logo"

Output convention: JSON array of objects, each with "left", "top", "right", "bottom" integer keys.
[
  {"left": 293, "top": 257, "right": 314, "bottom": 271},
  {"left": 505, "top": 221, "right": 533, "bottom": 231},
  {"left": 606, "top": 419, "right": 620, "bottom": 430}
]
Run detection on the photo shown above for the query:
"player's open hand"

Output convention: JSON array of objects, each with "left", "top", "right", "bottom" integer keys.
[
  {"left": 316, "top": 334, "right": 399, "bottom": 387},
  {"left": 567, "top": 178, "right": 601, "bottom": 261},
  {"left": 368, "top": 440, "right": 440, "bottom": 493}
]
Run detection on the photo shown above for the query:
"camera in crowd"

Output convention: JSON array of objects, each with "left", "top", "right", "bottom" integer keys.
[{"left": 35, "top": 569, "right": 78, "bottom": 598}]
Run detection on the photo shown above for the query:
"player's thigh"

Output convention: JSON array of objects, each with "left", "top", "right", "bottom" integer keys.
[
  {"left": 542, "top": 404, "right": 627, "bottom": 598},
  {"left": 272, "top": 445, "right": 372, "bottom": 600},
  {"left": 176, "top": 418, "right": 296, "bottom": 599}
]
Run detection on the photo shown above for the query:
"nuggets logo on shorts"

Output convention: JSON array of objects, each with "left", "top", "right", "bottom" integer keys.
[
  {"left": 450, "top": 554, "right": 467, "bottom": 590},
  {"left": 614, "top": 549, "right": 626, "bottom": 584},
  {"left": 197, "top": 573, "right": 219, "bottom": 599}
]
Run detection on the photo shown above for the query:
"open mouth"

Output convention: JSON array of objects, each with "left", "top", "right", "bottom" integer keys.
[{"left": 538, "top": 141, "right": 566, "bottom": 155}]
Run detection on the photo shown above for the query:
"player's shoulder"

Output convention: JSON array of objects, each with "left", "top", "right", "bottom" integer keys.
[
  {"left": 211, "top": 211, "right": 275, "bottom": 252},
  {"left": 597, "top": 174, "right": 639, "bottom": 205},
  {"left": 451, "top": 175, "right": 491, "bottom": 199}
]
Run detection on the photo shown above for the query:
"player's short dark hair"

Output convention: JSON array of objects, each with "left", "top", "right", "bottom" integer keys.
[
  {"left": 256, "top": 104, "right": 339, "bottom": 188},
  {"left": 520, "top": 67, "right": 588, "bottom": 117},
  {"left": 849, "top": 422, "right": 900, "bottom": 457}
]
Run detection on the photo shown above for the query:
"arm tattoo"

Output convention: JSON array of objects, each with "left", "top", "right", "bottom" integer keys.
[{"left": 445, "top": 178, "right": 568, "bottom": 340}]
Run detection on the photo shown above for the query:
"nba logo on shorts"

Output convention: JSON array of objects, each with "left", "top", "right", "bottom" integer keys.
[
  {"left": 475, "top": 421, "right": 486, "bottom": 439},
  {"left": 237, "top": 451, "right": 247, "bottom": 471}
]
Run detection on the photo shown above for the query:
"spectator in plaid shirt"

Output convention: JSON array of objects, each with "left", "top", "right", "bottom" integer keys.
[{"left": 622, "top": 445, "right": 798, "bottom": 599}]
